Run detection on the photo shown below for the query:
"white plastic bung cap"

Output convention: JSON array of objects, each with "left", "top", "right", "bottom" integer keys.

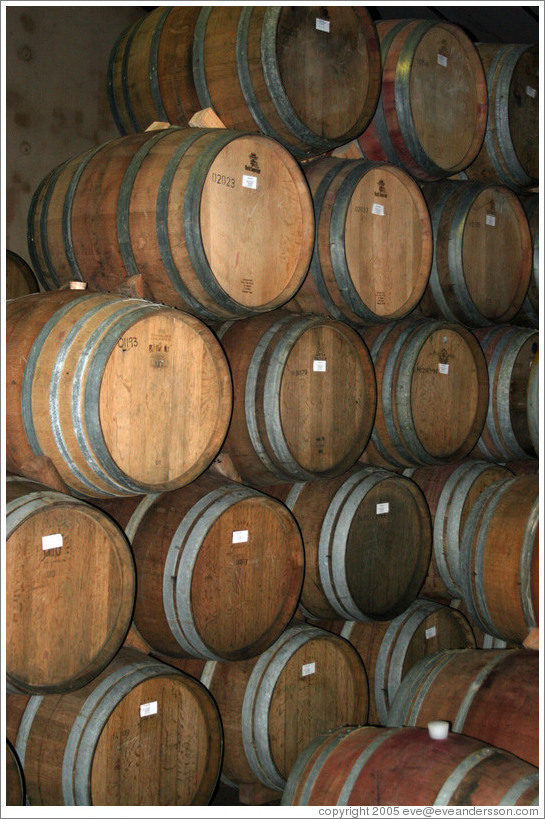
[{"left": 428, "top": 720, "right": 450, "bottom": 740}]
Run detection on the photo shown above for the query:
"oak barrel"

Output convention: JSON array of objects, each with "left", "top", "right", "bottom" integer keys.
[
  {"left": 6, "top": 476, "right": 135, "bottom": 694},
  {"left": 108, "top": 7, "right": 382, "bottom": 157},
  {"left": 316, "top": 599, "right": 475, "bottom": 726},
  {"left": 404, "top": 461, "right": 512, "bottom": 600},
  {"left": 418, "top": 181, "right": 532, "bottom": 326},
  {"left": 527, "top": 349, "right": 539, "bottom": 456},
  {"left": 450, "top": 599, "right": 511, "bottom": 651},
  {"left": 6, "top": 648, "right": 223, "bottom": 805},
  {"left": 358, "top": 20, "right": 487, "bottom": 180},
  {"left": 6, "top": 291, "right": 232, "bottom": 498},
  {"left": 267, "top": 466, "right": 431, "bottom": 621},
  {"left": 359, "top": 319, "right": 489, "bottom": 468},
  {"left": 216, "top": 311, "right": 377, "bottom": 485},
  {"left": 96, "top": 473, "right": 304, "bottom": 660},
  {"left": 387, "top": 648, "right": 539, "bottom": 767},
  {"left": 464, "top": 44, "right": 539, "bottom": 190},
  {"left": 282, "top": 725, "right": 539, "bottom": 806},
  {"left": 5, "top": 250, "right": 40, "bottom": 299},
  {"left": 107, "top": 7, "right": 202, "bottom": 135},
  {"left": 513, "top": 194, "right": 539, "bottom": 327},
  {"left": 5, "top": 740, "right": 26, "bottom": 806},
  {"left": 172, "top": 623, "right": 369, "bottom": 791},
  {"left": 471, "top": 325, "right": 539, "bottom": 461},
  {"left": 459, "top": 473, "right": 539, "bottom": 645},
  {"left": 27, "top": 126, "right": 314, "bottom": 320},
  {"left": 285, "top": 156, "right": 432, "bottom": 324}
]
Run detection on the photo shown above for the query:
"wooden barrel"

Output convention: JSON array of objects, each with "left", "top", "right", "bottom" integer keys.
[
  {"left": 267, "top": 466, "right": 431, "bottom": 621},
  {"left": 284, "top": 156, "right": 432, "bottom": 325},
  {"left": 216, "top": 311, "right": 377, "bottom": 486},
  {"left": 6, "top": 291, "right": 232, "bottom": 498},
  {"left": 108, "top": 7, "right": 382, "bottom": 157},
  {"left": 95, "top": 473, "right": 304, "bottom": 661},
  {"left": 449, "top": 599, "right": 512, "bottom": 650},
  {"left": 6, "top": 476, "right": 135, "bottom": 694},
  {"left": 107, "top": 7, "right": 202, "bottom": 135},
  {"left": 6, "top": 648, "right": 223, "bottom": 805},
  {"left": 471, "top": 325, "right": 539, "bottom": 461},
  {"left": 404, "top": 461, "right": 512, "bottom": 600},
  {"left": 282, "top": 724, "right": 539, "bottom": 806},
  {"left": 513, "top": 194, "right": 539, "bottom": 327},
  {"left": 417, "top": 181, "right": 532, "bottom": 326},
  {"left": 464, "top": 44, "right": 539, "bottom": 190},
  {"left": 459, "top": 473, "right": 539, "bottom": 645},
  {"left": 316, "top": 599, "right": 475, "bottom": 726},
  {"left": 27, "top": 126, "right": 314, "bottom": 320},
  {"left": 6, "top": 250, "right": 40, "bottom": 299},
  {"left": 357, "top": 20, "right": 487, "bottom": 180},
  {"left": 6, "top": 740, "right": 26, "bottom": 806},
  {"left": 387, "top": 648, "right": 539, "bottom": 767},
  {"left": 172, "top": 623, "right": 369, "bottom": 791},
  {"left": 359, "top": 319, "right": 489, "bottom": 468},
  {"left": 527, "top": 349, "right": 539, "bottom": 456}
]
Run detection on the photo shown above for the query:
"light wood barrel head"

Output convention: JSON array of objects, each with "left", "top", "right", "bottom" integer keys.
[
  {"left": 186, "top": 494, "right": 304, "bottom": 659},
  {"left": 89, "top": 673, "right": 219, "bottom": 805},
  {"left": 408, "top": 326, "right": 486, "bottom": 460},
  {"left": 278, "top": 321, "right": 375, "bottom": 474},
  {"left": 6, "top": 496, "right": 135, "bottom": 693},
  {"left": 199, "top": 134, "right": 314, "bottom": 311},
  {"left": 98, "top": 308, "right": 232, "bottom": 489},
  {"left": 343, "top": 164, "right": 432, "bottom": 319},
  {"left": 266, "top": 632, "right": 368, "bottom": 783}
]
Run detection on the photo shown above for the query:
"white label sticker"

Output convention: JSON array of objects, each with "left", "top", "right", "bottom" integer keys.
[
  {"left": 313, "top": 359, "right": 327, "bottom": 372},
  {"left": 425, "top": 627, "right": 437, "bottom": 640},
  {"left": 526, "top": 85, "right": 537, "bottom": 98},
  {"left": 486, "top": 213, "right": 496, "bottom": 227},
  {"left": 316, "top": 18, "right": 330, "bottom": 32},
  {"left": 437, "top": 53, "right": 448, "bottom": 67},
  {"left": 376, "top": 502, "right": 389, "bottom": 515},
  {"left": 232, "top": 530, "right": 249, "bottom": 544},
  {"left": 242, "top": 174, "right": 257, "bottom": 190},
  {"left": 140, "top": 701, "right": 158, "bottom": 718},
  {"left": 372, "top": 203, "right": 385, "bottom": 216},
  {"left": 42, "top": 533, "right": 63, "bottom": 551},
  {"left": 302, "top": 662, "right": 316, "bottom": 677},
  {"left": 438, "top": 362, "right": 449, "bottom": 375}
]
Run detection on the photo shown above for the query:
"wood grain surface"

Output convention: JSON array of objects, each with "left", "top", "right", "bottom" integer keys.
[
  {"left": 282, "top": 724, "right": 539, "bottom": 806},
  {"left": 6, "top": 476, "right": 135, "bottom": 694},
  {"left": 358, "top": 20, "right": 487, "bottom": 179},
  {"left": 6, "top": 291, "right": 232, "bottom": 497},
  {"left": 6, "top": 648, "right": 222, "bottom": 805},
  {"left": 96, "top": 473, "right": 304, "bottom": 661}
]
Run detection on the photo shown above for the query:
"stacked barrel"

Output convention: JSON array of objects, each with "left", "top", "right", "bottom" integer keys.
[{"left": 5, "top": 5, "right": 539, "bottom": 809}]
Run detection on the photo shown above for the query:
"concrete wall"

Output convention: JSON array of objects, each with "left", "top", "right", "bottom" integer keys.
[{"left": 5, "top": 4, "right": 147, "bottom": 263}]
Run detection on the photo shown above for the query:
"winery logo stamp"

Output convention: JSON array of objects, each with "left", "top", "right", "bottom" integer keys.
[{"left": 245, "top": 153, "right": 261, "bottom": 174}]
